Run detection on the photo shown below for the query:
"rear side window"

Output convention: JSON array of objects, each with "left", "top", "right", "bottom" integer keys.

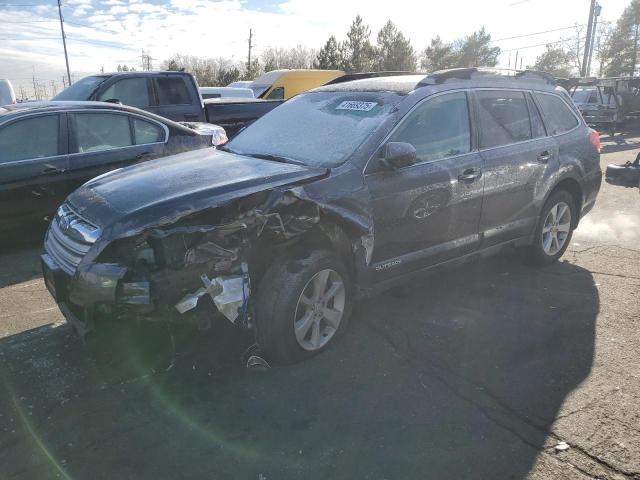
[
  {"left": 534, "top": 92, "right": 579, "bottom": 135},
  {"left": 71, "top": 113, "right": 133, "bottom": 153},
  {"left": 133, "top": 118, "right": 164, "bottom": 144},
  {"left": 155, "top": 77, "right": 190, "bottom": 105},
  {"left": 477, "top": 90, "right": 532, "bottom": 148},
  {"left": 0, "top": 115, "right": 59, "bottom": 163},
  {"left": 389, "top": 91, "right": 471, "bottom": 164},
  {"left": 97, "top": 78, "right": 150, "bottom": 107}
]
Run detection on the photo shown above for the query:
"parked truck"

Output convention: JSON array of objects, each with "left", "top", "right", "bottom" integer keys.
[{"left": 52, "top": 71, "right": 282, "bottom": 137}]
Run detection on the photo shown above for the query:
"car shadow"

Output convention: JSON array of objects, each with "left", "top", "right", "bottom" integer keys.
[
  {"left": 600, "top": 125, "right": 640, "bottom": 154},
  {"left": 0, "top": 253, "right": 598, "bottom": 480}
]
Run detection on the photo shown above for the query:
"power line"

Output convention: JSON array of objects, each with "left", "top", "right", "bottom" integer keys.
[
  {"left": 501, "top": 38, "right": 566, "bottom": 52},
  {"left": 492, "top": 24, "right": 587, "bottom": 42}
]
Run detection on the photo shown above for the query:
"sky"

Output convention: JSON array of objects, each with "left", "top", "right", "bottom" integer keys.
[{"left": 0, "top": 0, "right": 632, "bottom": 98}]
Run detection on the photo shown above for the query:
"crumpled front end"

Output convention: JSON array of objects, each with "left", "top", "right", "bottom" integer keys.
[{"left": 42, "top": 188, "right": 353, "bottom": 334}]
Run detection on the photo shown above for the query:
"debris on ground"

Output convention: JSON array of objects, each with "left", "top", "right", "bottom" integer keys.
[
  {"left": 246, "top": 355, "right": 270, "bottom": 371},
  {"left": 555, "top": 441, "right": 571, "bottom": 452}
]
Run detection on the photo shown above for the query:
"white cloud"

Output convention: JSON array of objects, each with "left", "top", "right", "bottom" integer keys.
[
  {"left": 109, "top": 5, "right": 128, "bottom": 14},
  {"left": 1, "top": 0, "right": 632, "bottom": 97}
]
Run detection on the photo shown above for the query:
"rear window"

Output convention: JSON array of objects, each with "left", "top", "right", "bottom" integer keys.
[
  {"left": 534, "top": 92, "right": 580, "bottom": 135},
  {"left": 155, "top": 77, "right": 191, "bottom": 105},
  {"left": 477, "top": 90, "right": 532, "bottom": 148}
]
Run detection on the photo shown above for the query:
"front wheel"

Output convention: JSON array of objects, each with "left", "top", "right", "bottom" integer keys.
[
  {"left": 255, "top": 250, "right": 353, "bottom": 364},
  {"left": 526, "top": 190, "right": 576, "bottom": 266}
]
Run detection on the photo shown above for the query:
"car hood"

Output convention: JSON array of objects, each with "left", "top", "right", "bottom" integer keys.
[{"left": 67, "top": 148, "right": 327, "bottom": 239}]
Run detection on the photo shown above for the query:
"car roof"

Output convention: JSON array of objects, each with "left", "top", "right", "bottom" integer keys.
[
  {"left": 312, "top": 69, "right": 560, "bottom": 95},
  {"left": 0, "top": 101, "right": 197, "bottom": 134},
  {"left": 313, "top": 75, "right": 425, "bottom": 94}
]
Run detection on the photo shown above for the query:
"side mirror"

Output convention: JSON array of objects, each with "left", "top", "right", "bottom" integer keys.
[{"left": 382, "top": 142, "right": 416, "bottom": 169}]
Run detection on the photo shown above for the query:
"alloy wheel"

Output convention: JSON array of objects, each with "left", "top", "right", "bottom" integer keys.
[
  {"left": 294, "top": 269, "right": 345, "bottom": 351},
  {"left": 542, "top": 201, "right": 571, "bottom": 256}
]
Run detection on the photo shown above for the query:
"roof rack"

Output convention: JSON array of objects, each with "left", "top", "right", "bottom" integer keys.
[
  {"left": 324, "top": 71, "right": 423, "bottom": 86},
  {"left": 417, "top": 67, "right": 557, "bottom": 87}
]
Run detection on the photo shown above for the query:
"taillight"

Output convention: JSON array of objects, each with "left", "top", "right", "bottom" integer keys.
[{"left": 589, "top": 129, "right": 601, "bottom": 153}]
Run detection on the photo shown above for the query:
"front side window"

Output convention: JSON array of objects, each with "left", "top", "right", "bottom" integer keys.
[
  {"left": 477, "top": 90, "right": 532, "bottom": 148},
  {"left": 267, "top": 87, "right": 285, "bottom": 100},
  {"left": 389, "top": 91, "right": 471, "bottom": 163},
  {"left": 133, "top": 118, "right": 164, "bottom": 144},
  {"left": 0, "top": 115, "right": 59, "bottom": 163},
  {"left": 70, "top": 113, "right": 132, "bottom": 153},
  {"left": 535, "top": 93, "right": 580, "bottom": 136},
  {"left": 155, "top": 77, "right": 190, "bottom": 105},
  {"left": 97, "top": 78, "right": 150, "bottom": 107}
]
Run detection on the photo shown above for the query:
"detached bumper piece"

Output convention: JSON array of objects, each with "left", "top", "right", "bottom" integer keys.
[{"left": 606, "top": 154, "right": 640, "bottom": 187}]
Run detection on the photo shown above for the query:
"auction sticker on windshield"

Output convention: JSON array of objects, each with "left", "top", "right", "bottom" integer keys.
[{"left": 336, "top": 101, "right": 378, "bottom": 111}]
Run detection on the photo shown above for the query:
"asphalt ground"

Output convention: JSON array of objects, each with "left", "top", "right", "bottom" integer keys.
[{"left": 0, "top": 129, "right": 639, "bottom": 480}]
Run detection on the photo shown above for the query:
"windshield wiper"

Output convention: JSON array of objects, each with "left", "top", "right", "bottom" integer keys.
[{"left": 238, "top": 152, "right": 307, "bottom": 167}]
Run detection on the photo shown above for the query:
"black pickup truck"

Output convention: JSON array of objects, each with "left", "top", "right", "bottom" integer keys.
[{"left": 52, "top": 71, "right": 282, "bottom": 137}]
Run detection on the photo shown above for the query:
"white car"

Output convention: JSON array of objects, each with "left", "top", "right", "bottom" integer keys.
[
  {"left": 0, "top": 79, "right": 16, "bottom": 106},
  {"left": 227, "top": 81, "right": 252, "bottom": 89},
  {"left": 199, "top": 86, "right": 254, "bottom": 100}
]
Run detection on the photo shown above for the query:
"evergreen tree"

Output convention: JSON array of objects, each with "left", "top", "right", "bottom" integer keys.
[
  {"left": 420, "top": 36, "right": 458, "bottom": 72},
  {"left": 343, "top": 15, "right": 375, "bottom": 72},
  {"left": 315, "top": 36, "right": 343, "bottom": 69},
  {"left": 604, "top": 0, "right": 640, "bottom": 76},
  {"left": 529, "top": 44, "right": 573, "bottom": 77},
  {"left": 375, "top": 20, "right": 416, "bottom": 71},
  {"left": 455, "top": 27, "right": 500, "bottom": 67}
]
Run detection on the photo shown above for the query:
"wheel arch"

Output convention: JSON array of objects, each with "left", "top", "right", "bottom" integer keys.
[{"left": 544, "top": 177, "right": 584, "bottom": 227}]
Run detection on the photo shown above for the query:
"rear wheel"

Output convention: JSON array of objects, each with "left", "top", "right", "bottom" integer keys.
[
  {"left": 526, "top": 190, "right": 576, "bottom": 266},
  {"left": 255, "top": 250, "right": 352, "bottom": 364}
]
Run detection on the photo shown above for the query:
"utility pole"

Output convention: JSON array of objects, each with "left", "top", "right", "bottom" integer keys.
[
  {"left": 247, "top": 28, "right": 253, "bottom": 77},
  {"left": 514, "top": 51, "right": 519, "bottom": 72},
  {"left": 32, "top": 74, "right": 38, "bottom": 100},
  {"left": 520, "top": 57, "right": 523, "bottom": 70},
  {"left": 50, "top": 80, "right": 57, "bottom": 97},
  {"left": 508, "top": 53, "right": 511, "bottom": 69},
  {"left": 582, "top": 0, "right": 596, "bottom": 77},
  {"left": 586, "top": 3, "right": 601, "bottom": 77},
  {"left": 632, "top": 24, "right": 639, "bottom": 77},
  {"left": 57, "top": 0, "right": 72, "bottom": 87}
]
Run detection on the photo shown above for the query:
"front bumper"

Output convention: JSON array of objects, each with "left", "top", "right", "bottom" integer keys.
[{"left": 41, "top": 253, "right": 150, "bottom": 335}]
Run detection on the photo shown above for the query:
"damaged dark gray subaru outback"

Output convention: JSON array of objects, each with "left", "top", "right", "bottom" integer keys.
[{"left": 42, "top": 69, "right": 602, "bottom": 364}]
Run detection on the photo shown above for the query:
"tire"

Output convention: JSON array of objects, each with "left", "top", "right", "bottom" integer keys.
[
  {"left": 255, "top": 250, "right": 353, "bottom": 364},
  {"left": 526, "top": 190, "right": 576, "bottom": 266}
]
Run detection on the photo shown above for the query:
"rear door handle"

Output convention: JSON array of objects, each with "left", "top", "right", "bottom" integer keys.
[
  {"left": 41, "top": 166, "right": 64, "bottom": 175},
  {"left": 458, "top": 168, "right": 482, "bottom": 182},
  {"left": 135, "top": 152, "right": 152, "bottom": 160},
  {"left": 538, "top": 151, "right": 553, "bottom": 163}
]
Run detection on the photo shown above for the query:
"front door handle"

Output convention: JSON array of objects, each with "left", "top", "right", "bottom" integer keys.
[
  {"left": 458, "top": 168, "right": 482, "bottom": 182},
  {"left": 538, "top": 151, "right": 553, "bottom": 163}
]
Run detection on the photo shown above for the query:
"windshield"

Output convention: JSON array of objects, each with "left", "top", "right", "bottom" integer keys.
[
  {"left": 52, "top": 75, "right": 108, "bottom": 101},
  {"left": 227, "top": 91, "right": 399, "bottom": 168},
  {"left": 249, "top": 84, "right": 270, "bottom": 98},
  {"left": 572, "top": 87, "right": 600, "bottom": 104}
]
